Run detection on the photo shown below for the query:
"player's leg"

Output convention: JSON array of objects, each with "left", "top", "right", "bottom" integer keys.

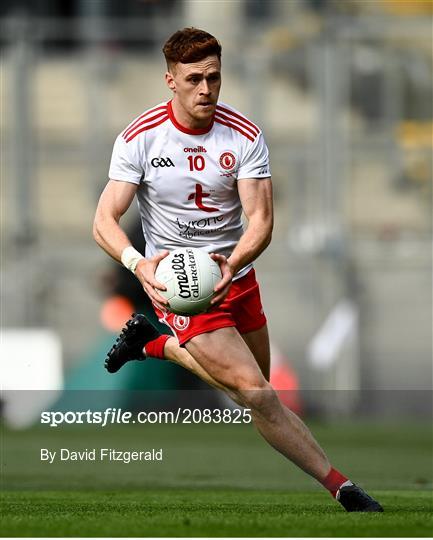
[
  {"left": 242, "top": 324, "right": 330, "bottom": 470},
  {"left": 241, "top": 325, "right": 270, "bottom": 380},
  {"left": 105, "top": 315, "right": 334, "bottom": 483},
  {"left": 185, "top": 326, "right": 382, "bottom": 511},
  {"left": 163, "top": 336, "right": 228, "bottom": 392},
  {"left": 105, "top": 313, "right": 382, "bottom": 511},
  {"left": 240, "top": 324, "right": 382, "bottom": 511},
  {"left": 185, "top": 326, "right": 332, "bottom": 481},
  {"left": 105, "top": 312, "right": 331, "bottom": 480},
  {"left": 114, "top": 316, "right": 330, "bottom": 480}
]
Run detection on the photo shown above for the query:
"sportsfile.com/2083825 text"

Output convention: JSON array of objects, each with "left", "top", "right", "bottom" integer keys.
[{"left": 40, "top": 408, "right": 252, "bottom": 427}]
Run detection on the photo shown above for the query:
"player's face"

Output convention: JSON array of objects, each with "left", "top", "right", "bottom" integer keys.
[{"left": 166, "top": 55, "right": 221, "bottom": 129}]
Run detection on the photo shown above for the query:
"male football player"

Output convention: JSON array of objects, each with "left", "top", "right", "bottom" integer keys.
[{"left": 93, "top": 27, "right": 383, "bottom": 512}]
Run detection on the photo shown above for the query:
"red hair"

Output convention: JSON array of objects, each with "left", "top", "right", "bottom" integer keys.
[{"left": 163, "top": 28, "right": 221, "bottom": 69}]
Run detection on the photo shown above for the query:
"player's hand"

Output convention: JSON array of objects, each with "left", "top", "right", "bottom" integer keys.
[
  {"left": 135, "top": 250, "right": 169, "bottom": 310},
  {"left": 210, "top": 253, "right": 234, "bottom": 307}
]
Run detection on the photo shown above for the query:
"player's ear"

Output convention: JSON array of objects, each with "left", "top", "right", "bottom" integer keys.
[{"left": 165, "top": 71, "right": 176, "bottom": 92}]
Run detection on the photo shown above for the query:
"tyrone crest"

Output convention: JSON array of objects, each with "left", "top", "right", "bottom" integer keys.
[
  {"left": 173, "top": 315, "right": 190, "bottom": 331},
  {"left": 219, "top": 151, "right": 237, "bottom": 171}
]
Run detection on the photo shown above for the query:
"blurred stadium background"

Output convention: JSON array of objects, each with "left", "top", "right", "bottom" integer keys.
[{"left": 1, "top": 0, "right": 432, "bottom": 423}]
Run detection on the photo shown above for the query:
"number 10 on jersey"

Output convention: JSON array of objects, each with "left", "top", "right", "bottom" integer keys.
[{"left": 187, "top": 155, "right": 205, "bottom": 171}]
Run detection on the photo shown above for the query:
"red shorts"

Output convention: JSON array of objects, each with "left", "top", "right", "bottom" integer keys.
[{"left": 153, "top": 268, "right": 267, "bottom": 346}]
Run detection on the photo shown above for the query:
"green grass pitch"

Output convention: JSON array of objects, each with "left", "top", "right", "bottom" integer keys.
[
  {"left": 2, "top": 489, "right": 432, "bottom": 537},
  {"left": 1, "top": 420, "right": 432, "bottom": 537}
]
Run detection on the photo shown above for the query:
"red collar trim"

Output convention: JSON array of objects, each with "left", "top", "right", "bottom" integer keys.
[{"left": 168, "top": 100, "right": 214, "bottom": 135}]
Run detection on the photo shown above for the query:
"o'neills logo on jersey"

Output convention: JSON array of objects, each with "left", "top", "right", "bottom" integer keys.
[
  {"left": 184, "top": 146, "right": 207, "bottom": 153},
  {"left": 219, "top": 151, "right": 237, "bottom": 171},
  {"left": 171, "top": 251, "right": 199, "bottom": 299}
]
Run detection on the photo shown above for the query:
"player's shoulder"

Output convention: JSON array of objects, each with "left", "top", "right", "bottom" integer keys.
[
  {"left": 121, "top": 101, "right": 169, "bottom": 143},
  {"left": 214, "top": 102, "right": 262, "bottom": 143}
]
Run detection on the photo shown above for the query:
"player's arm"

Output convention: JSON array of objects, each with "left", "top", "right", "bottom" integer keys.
[
  {"left": 93, "top": 179, "right": 168, "bottom": 307},
  {"left": 211, "top": 177, "right": 273, "bottom": 305},
  {"left": 229, "top": 176, "right": 273, "bottom": 271},
  {"left": 93, "top": 179, "right": 138, "bottom": 262}
]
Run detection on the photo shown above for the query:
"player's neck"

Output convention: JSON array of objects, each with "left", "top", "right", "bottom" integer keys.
[{"left": 170, "top": 98, "right": 213, "bottom": 131}]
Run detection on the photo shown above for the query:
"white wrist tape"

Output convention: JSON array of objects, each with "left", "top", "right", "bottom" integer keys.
[{"left": 121, "top": 246, "right": 145, "bottom": 274}]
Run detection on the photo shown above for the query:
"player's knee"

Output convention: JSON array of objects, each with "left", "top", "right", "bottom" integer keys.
[
  {"left": 233, "top": 377, "right": 277, "bottom": 414},
  {"left": 231, "top": 370, "right": 268, "bottom": 393}
]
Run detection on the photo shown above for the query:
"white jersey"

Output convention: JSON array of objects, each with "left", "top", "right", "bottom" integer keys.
[{"left": 109, "top": 100, "right": 271, "bottom": 279}]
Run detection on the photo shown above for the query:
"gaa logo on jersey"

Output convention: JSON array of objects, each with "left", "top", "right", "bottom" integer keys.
[
  {"left": 151, "top": 157, "right": 175, "bottom": 168},
  {"left": 219, "top": 151, "right": 237, "bottom": 172}
]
